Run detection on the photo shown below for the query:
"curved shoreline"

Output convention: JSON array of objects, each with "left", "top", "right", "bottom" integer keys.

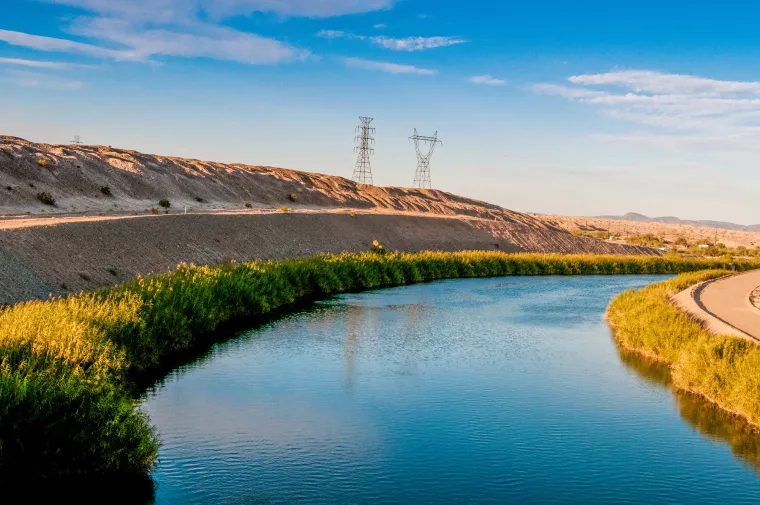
[
  {"left": 1, "top": 253, "right": 756, "bottom": 486},
  {"left": 607, "top": 270, "right": 760, "bottom": 430}
]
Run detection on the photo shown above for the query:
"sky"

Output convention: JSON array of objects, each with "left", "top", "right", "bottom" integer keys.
[{"left": 2, "top": 0, "right": 760, "bottom": 223}]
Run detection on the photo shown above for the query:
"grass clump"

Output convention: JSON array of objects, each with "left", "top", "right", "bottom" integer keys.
[
  {"left": 279, "top": 206, "right": 289, "bottom": 213},
  {"left": 37, "top": 158, "right": 47, "bottom": 168},
  {"left": 607, "top": 271, "right": 760, "bottom": 427},
  {"left": 149, "top": 208, "right": 159, "bottom": 215},
  {"left": 36, "top": 192, "right": 55, "bottom": 206},
  {"left": 1, "top": 252, "right": 758, "bottom": 482},
  {"left": 244, "top": 202, "right": 252, "bottom": 209},
  {"left": 100, "top": 186, "right": 112, "bottom": 196}
]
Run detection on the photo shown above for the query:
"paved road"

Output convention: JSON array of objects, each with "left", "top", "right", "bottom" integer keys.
[{"left": 676, "top": 270, "right": 760, "bottom": 341}]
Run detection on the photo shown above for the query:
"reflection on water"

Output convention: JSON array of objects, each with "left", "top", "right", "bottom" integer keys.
[
  {"left": 617, "top": 345, "right": 760, "bottom": 472},
  {"left": 141, "top": 276, "right": 760, "bottom": 504}
]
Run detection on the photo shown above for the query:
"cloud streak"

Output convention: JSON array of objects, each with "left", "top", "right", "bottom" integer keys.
[
  {"left": 0, "top": 57, "right": 91, "bottom": 69},
  {"left": 534, "top": 70, "right": 760, "bottom": 153},
  {"left": 470, "top": 75, "right": 506, "bottom": 86},
  {"left": 4, "top": 69, "right": 84, "bottom": 89},
  {"left": 343, "top": 57, "right": 435, "bottom": 75},
  {"left": 44, "top": 0, "right": 397, "bottom": 19},
  {"left": 316, "top": 30, "right": 466, "bottom": 51}
]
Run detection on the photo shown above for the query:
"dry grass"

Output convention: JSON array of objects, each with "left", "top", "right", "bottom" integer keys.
[{"left": 608, "top": 271, "right": 760, "bottom": 427}]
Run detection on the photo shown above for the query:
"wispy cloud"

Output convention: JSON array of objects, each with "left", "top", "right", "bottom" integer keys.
[
  {"left": 2, "top": 0, "right": 327, "bottom": 68},
  {"left": 343, "top": 57, "right": 435, "bottom": 75},
  {"left": 0, "top": 29, "right": 132, "bottom": 59},
  {"left": 4, "top": 69, "right": 84, "bottom": 89},
  {"left": 70, "top": 17, "right": 309, "bottom": 64},
  {"left": 0, "top": 57, "right": 92, "bottom": 69},
  {"left": 534, "top": 69, "right": 760, "bottom": 153},
  {"left": 469, "top": 75, "right": 506, "bottom": 86},
  {"left": 370, "top": 36, "right": 465, "bottom": 51},
  {"left": 316, "top": 30, "right": 466, "bottom": 51},
  {"left": 44, "top": 0, "right": 397, "bottom": 19},
  {"left": 316, "top": 29, "right": 347, "bottom": 39},
  {"left": 374, "top": 24, "right": 387, "bottom": 29}
]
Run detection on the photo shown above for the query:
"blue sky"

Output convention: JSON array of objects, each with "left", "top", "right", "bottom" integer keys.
[{"left": 3, "top": 0, "right": 760, "bottom": 223}]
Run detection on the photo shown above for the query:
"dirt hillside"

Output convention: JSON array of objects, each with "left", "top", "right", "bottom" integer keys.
[{"left": 0, "top": 136, "right": 656, "bottom": 305}]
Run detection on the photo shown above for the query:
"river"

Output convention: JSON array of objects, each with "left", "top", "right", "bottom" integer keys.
[{"left": 141, "top": 276, "right": 760, "bottom": 504}]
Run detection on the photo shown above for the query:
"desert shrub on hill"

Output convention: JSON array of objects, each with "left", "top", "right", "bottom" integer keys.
[{"left": 36, "top": 192, "right": 55, "bottom": 206}]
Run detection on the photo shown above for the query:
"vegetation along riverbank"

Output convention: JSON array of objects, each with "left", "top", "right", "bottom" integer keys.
[
  {"left": 607, "top": 271, "right": 760, "bottom": 429},
  {"left": 1, "top": 252, "right": 757, "bottom": 484}
]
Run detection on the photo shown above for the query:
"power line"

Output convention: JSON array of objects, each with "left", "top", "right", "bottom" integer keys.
[
  {"left": 410, "top": 128, "right": 442, "bottom": 189},
  {"left": 352, "top": 117, "right": 375, "bottom": 185}
]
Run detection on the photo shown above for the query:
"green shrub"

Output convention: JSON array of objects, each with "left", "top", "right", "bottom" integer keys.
[
  {"left": 100, "top": 186, "right": 112, "bottom": 196},
  {"left": 36, "top": 192, "right": 55, "bottom": 206},
  {"left": 158, "top": 199, "right": 170, "bottom": 209}
]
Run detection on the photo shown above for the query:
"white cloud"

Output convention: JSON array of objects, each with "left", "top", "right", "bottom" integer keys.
[
  {"left": 534, "top": 70, "right": 760, "bottom": 153},
  {"left": 469, "top": 75, "right": 506, "bottom": 86},
  {"left": 569, "top": 70, "right": 760, "bottom": 96},
  {"left": 4, "top": 69, "right": 84, "bottom": 89},
  {"left": 316, "top": 29, "right": 348, "bottom": 39},
  {"left": 343, "top": 57, "right": 435, "bottom": 75},
  {"left": 71, "top": 17, "right": 308, "bottom": 64},
  {"left": 315, "top": 31, "right": 466, "bottom": 51},
  {"left": 374, "top": 24, "right": 387, "bottom": 29},
  {"left": 5, "top": 0, "right": 323, "bottom": 67},
  {"left": 0, "top": 57, "right": 91, "bottom": 69},
  {"left": 0, "top": 29, "right": 134, "bottom": 59},
  {"left": 369, "top": 36, "right": 466, "bottom": 51},
  {"left": 45, "top": 0, "right": 397, "bottom": 19}
]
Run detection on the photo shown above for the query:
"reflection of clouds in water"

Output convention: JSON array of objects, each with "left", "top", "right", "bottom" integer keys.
[{"left": 145, "top": 388, "right": 379, "bottom": 455}]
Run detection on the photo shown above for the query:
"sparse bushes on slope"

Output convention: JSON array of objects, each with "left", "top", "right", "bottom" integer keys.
[
  {"left": 36, "top": 192, "right": 55, "bottom": 206},
  {"left": 607, "top": 271, "right": 760, "bottom": 427},
  {"left": 0, "top": 253, "right": 757, "bottom": 482}
]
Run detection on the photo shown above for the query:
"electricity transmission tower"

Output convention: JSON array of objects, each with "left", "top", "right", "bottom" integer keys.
[
  {"left": 352, "top": 117, "right": 375, "bottom": 185},
  {"left": 410, "top": 129, "right": 442, "bottom": 189},
  {"left": 71, "top": 135, "right": 82, "bottom": 145}
]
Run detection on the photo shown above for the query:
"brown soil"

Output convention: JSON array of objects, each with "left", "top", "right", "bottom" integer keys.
[{"left": 0, "top": 136, "right": 655, "bottom": 305}]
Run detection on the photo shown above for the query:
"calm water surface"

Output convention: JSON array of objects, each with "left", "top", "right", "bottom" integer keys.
[{"left": 141, "top": 276, "right": 760, "bottom": 504}]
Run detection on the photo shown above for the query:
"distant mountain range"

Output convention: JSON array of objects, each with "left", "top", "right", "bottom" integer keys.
[{"left": 595, "top": 212, "right": 760, "bottom": 233}]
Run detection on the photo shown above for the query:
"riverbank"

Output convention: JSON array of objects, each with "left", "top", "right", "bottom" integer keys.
[
  {"left": 1, "top": 252, "right": 752, "bottom": 484},
  {"left": 607, "top": 271, "right": 760, "bottom": 429}
]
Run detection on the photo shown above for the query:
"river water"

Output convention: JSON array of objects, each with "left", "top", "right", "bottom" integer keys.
[{"left": 141, "top": 276, "right": 760, "bottom": 504}]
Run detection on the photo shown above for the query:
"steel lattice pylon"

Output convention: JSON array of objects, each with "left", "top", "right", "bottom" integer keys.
[
  {"left": 410, "top": 128, "right": 442, "bottom": 189},
  {"left": 352, "top": 117, "right": 375, "bottom": 185}
]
